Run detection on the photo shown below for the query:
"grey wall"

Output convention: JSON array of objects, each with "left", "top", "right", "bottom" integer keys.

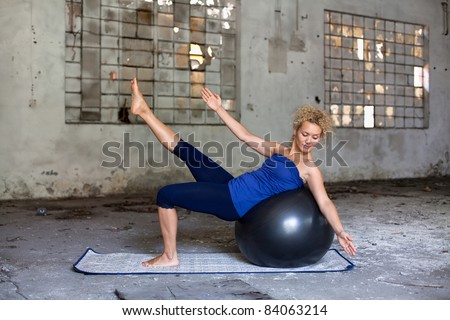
[{"left": 0, "top": 0, "right": 449, "bottom": 200}]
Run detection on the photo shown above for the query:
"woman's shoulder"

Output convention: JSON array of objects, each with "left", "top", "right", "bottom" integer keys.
[{"left": 301, "top": 161, "right": 323, "bottom": 184}]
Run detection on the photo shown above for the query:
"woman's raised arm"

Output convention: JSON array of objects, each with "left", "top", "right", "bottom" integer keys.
[{"left": 201, "top": 87, "right": 285, "bottom": 157}]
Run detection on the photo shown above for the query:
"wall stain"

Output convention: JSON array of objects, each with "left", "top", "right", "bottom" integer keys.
[{"left": 41, "top": 170, "right": 58, "bottom": 176}]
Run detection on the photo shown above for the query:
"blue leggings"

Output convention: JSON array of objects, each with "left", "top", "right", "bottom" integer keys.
[{"left": 156, "top": 140, "right": 241, "bottom": 221}]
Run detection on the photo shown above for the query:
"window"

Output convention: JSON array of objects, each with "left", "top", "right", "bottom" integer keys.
[
  {"left": 65, "top": 0, "right": 238, "bottom": 125},
  {"left": 324, "top": 10, "right": 428, "bottom": 128}
]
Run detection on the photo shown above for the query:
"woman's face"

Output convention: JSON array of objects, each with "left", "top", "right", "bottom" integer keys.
[{"left": 294, "top": 121, "right": 323, "bottom": 154}]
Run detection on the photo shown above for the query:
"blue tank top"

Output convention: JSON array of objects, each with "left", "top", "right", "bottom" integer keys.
[{"left": 228, "top": 153, "right": 304, "bottom": 216}]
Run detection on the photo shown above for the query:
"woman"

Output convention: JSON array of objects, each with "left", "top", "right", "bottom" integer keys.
[{"left": 130, "top": 78, "right": 356, "bottom": 267}]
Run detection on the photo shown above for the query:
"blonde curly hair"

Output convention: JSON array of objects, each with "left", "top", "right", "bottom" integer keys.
[{"left": 292, "top": 104, "right": 333, "bottom": 139}]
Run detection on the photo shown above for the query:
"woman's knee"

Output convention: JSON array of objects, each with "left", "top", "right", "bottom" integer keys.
[{"left": 156, "top": 185, "right": 176, "bottom": 209}]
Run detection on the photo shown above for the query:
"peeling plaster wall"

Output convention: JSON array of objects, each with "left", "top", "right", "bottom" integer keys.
[{"left": 0, "top": 0, "right": 449, "bottom": 200}]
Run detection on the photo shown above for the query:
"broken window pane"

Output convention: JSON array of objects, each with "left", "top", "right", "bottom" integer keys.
[
  {"left": 65, "top": 0, "right": 237, "bottom": 124},
  {"left": 364, "top": 106, "right": 375, "bottom": 128}
]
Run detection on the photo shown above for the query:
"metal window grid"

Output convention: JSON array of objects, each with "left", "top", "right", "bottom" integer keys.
[{"left": 324, "top": 10, "right": 428, "bottom": 129}]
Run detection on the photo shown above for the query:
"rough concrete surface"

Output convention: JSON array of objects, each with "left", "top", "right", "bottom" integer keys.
[{"left": 0, "top": 177, "right": 449, "bottom": 300}]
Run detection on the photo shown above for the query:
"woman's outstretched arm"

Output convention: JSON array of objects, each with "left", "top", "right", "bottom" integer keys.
[
  {"left": 201, "top": 87, "right": 285, "bottom": 157},
  {"left": 307, "top": 166, "right": 357, "bottom": 256}
]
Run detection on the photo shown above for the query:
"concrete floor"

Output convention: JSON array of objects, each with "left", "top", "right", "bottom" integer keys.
[{"left": 0, "top": 177, "right": 449, "bottom": 300}]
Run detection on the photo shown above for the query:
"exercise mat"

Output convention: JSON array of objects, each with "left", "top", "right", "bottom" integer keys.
[{"left": 73, "top": 248, "right": 354, "bottom": 275}]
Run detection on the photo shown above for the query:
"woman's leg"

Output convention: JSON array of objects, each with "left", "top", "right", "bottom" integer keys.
[
  {"left": 130, "top": 78, "right": 179, "bottom": 152},
  {"left": 173, "top": 140, "right": 234, "bottom": 184},
  {"left": 142, "top": 182, "right": 240, "bottom": 267},
  {"left": 156, "top": 182, "right": 240, "bottom": 221},
  {"left": 131, "top": 78, "right": 233, "bottom": 183},
  {"left": 142, "top": 207, "right": 179, "bottom": 267}
]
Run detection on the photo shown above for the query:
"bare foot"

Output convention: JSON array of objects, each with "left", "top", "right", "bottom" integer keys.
[
  {"left": 142, "top": 253, "right": 179, "bottom": 267},
  {"left": 130, "top": 78, "right": 150, "bottom": 117}
]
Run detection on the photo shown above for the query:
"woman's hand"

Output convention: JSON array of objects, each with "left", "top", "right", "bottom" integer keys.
[
  {"left": 201, "top": 87, "right": 222, "bottom": 111},
  {"left": 337, "top": 231, "right": 356, "bottom": 256}
]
